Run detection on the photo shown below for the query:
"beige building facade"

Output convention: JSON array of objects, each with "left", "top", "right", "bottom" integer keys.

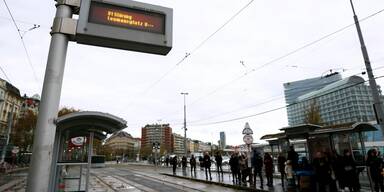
[{"left": 0, "top": 78, "right": 22, "bottom": 144}]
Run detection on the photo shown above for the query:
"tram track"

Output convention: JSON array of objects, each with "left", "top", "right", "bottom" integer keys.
[{"left": 92, "top": 167, "right": 203, "bottom": 192}]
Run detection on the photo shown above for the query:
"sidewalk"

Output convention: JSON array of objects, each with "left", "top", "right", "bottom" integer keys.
[{"left": 157, "top": 165, "right": 283, "bottom": 192}]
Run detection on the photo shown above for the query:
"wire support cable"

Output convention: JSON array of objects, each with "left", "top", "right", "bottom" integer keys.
[
  {"left": 2, "top": 0, "right": 40, "bottom": 84},
  {"left": 188, "top": 75, "right": 384, "bottom": 127},
  {"left": 185, "top": 8, "right": 384, "bottom": 107}
]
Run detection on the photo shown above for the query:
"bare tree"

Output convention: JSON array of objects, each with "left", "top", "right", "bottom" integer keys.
[{"left": 304, "top": 100, "right": 322, "bottom": 125}]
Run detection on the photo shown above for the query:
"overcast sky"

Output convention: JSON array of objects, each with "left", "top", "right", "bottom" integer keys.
[{"left": 1, "top": 0, "right": 384, "bottom": 145}]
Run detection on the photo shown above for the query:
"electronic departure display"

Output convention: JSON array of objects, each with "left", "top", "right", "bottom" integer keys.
[
  {"left": 88, "top": 2, "right": 165, "bottom": 34},
  {"left": 76, "top": 0, "right": 173, "bottom": 55}
]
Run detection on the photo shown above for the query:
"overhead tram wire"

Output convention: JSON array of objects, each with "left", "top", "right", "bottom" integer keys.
[
  {"left": 149, "top": 65, "right": 384, "bottom": 127},
  {"left": 184, "top": 8, "right": 384, "bottom": 107},
  {"left": 188, "top": 75, "right": 384, "bottom": 127},
  {"left": 180, "top": 64, "right": 384, "bottom": 126},
  {"left": 0, "top": 65, "right": 11, "bottom": 83},
  {"left": 166, "top": 63, "right": 384, "bottom": 126},
  {"left": 127, "top": 0, "right": 255, "bottom": 99},
  {"left": 2, "top": 0, "right": 40, "bottom": 85}
]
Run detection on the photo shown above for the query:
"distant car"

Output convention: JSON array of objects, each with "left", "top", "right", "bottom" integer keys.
[{"left": 222, "top": 156, "right": 230, "bottom": 166}]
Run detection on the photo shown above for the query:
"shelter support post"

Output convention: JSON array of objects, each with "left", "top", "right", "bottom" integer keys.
[
  {"left": 358, "top": 132, "right": 366, "bottom": 162},
  {"left": 85, "top": 132, "right": 94, "bottom": 192}
]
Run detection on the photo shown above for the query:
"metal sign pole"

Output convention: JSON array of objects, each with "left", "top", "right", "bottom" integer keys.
[{"left": 26, "top": 1, "right": 72, "bottom": 191}]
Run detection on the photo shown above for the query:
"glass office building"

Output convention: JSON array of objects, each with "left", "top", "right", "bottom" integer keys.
[
  {"left": 286, "top": 75, "right": 378, "bottom": 126},
  {"left": 284, "top": 73, "right": 342, "bottom": 105}
]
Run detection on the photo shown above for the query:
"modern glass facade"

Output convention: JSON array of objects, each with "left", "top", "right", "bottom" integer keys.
[
  {"left": 286, "top": 76, "right": 377, "bottom": 126},
  {"left": 284, "top": 73, "right": 342, "bottom": 105}
]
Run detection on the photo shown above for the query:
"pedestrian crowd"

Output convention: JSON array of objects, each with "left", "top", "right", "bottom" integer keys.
[{"left": 165, "top": 146, "right": 384, "bottom": 192}]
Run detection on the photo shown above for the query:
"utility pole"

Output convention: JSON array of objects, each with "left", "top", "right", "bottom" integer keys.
[
  {"left": 181, "top": 92, "right": 188, "bottom": 157},
  {"left": 350, "top": 0, "right": 384, "bottom": 133},
  {"left": 27, "top": 0, "right": 75, "bottom": 191}
]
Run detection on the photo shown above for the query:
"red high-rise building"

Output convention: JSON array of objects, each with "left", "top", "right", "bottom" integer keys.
[{"left": 141, "top": 124, "right": 172, "bottom": 154}]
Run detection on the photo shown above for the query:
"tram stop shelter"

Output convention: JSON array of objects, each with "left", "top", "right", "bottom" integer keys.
[
  {"left": 49, "top": 111, "right": 127, "bottom": 192},
  {"left": 260, "top": 122, "right": 377, "bottom": 164}
]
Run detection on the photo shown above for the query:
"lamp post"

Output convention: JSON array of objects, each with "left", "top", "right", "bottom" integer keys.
[
  {"left": 349, "top": 0, "right": 384, "bottom": 134},
  {"left": 181, "top": 92, "right": 188, "bottom": 157}
]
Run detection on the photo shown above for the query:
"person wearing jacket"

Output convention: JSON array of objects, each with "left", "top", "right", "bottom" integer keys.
[
  {"left": 367, "top": 148, "right": 384, "bottom": 192},
  {"left": 203, "top": 152, "right": 212, "bottom": 180},
  {"left": 264, "top": 153, "right": 274, "bottom": 187},
  {"left": 229, "top": 153, "right": 240, "bottom": 183},
  {"left": 252, "top": 151, "right": 264, "bottom": 188},
  {"left": 278, "top": 153, "right": 287, "bottom": 188},
  {"left": 341, "top": 149, "right": 359, "bottom": 192}
]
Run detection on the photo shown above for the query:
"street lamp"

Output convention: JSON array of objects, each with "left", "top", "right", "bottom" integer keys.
[{"left": 181, "top": 92, "right": 188, "bottom": 157}]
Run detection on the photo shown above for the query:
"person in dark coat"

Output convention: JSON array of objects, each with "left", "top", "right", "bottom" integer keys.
[
  {"left": 341, "top": 149, "right": 359, "bottom": 192},
  {"left": 199, "top": 156, "right": 204, "bottom": 170},
  {"left": 172, "top": 156, "right": 178, "bottom": 174},
  {"left": 203, "top": 152, "right": 212, "bottom": 180},
  {"left": 264, "top": 153, "right": 274, "bottom": 187},
  {"left": 181, "top": 156, "right": 187, "bottom": 169},
  {"left": 165, "top": 156, "right": 170, "bottom": 167},
  {"left": 215, "top": 152, "right": 224, "bottom": 176},
  {"left": 367, "top": 148, "right": 384, "bottom": 192},
  {"left": 239, "top": 154, "right": 248, "bottom": 184},
  {"left": 190, "top": 155, "right": 197, "bottom": 173},
  {"left": 252, "top": 151, "right": 264, "bottom": 188},
  {"left": 278, "top": 153, "right": 287, "bottom": 188},
  {"left": 229, "top": 153, "right": 239, "bottom": 183},
  {"left": 287, "top": 145, "right": 299, "bottom": 171},
  {"left": 312, "top": 151, "right": 332, "bottom": 192},
  {"left": 331, "top": 150, "right": 345, "bottom": 190}
]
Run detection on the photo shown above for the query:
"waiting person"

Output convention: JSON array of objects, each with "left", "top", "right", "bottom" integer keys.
[
  {"left": 229, "top": 153, "right": 239, "bottom": 183},
  {"left": 367, "top": 148, "right": 384, "bottom": 192},
  {"left": 239, "top": 154, "right": 248, "bottom": 184},
  {"left": 285, "top": 160, "right": 295, "bottom": 191},
  {"left": 287, "top": 145, "right": 299, "bottom": 171},
  {"left": 264, "top": 153, "right": 274, "bottom": 187},
  {"left": 215, "top": 152, "right": 224, "bottom": 175},
  {"left": 252, "top": 151, "right": 264, "bottom": 188},
  {"left": 203, "top": 152, "right": 212, "bottom": 180},
  {"left": 278, "top": 153, "right": 287, "bottom": 188},
  {"left": 341, "top": 149, "right": 359, "bottom": 192},
  {"left": 313, "top": 151, "right": 332, "bottom": 192},
  {"left": 165, "top": 156, "right": 169, "bottom": 167},
  {"left": 181, "top": 156, "right": 187, "bottom": 169},
  {"left": 331, "top": 150, "right": 345, "bottom": 190},
  {"left": 190, "top": 155, "right": 197, "bottom": 173},
  {"left": 199, "top": 156, "right": 204, "bottom": 170},
  {"left": 172, "top": 156, "right": 178, "bottom": 174}
]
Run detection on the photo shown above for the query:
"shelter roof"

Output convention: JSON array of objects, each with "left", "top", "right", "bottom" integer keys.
[{"left": 56, "top": 111, "right": 127, "bottom": 140}]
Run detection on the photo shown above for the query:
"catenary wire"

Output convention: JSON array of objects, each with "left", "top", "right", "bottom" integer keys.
[
  {"left": 185, "top": 8, "right": 384, "bottom": 107},
  {"left": 2, "top": 0, "right": 40, "bottom": 84},
  {"left": 166, "top": 62, "right": 384, "bottom": 127},
  {"left": 126, "top": 0, "right": 255, "bottom": 103},
  {"left": 179, "top": 65, "right": 384, "bottom": 125},
  {"left": 188, "top": 75, "right": 384, "bottom": 127}
]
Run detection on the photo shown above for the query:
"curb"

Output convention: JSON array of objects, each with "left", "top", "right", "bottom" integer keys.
[{"left": 161, "top": 173, "right": 268, "bottom": 192}]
